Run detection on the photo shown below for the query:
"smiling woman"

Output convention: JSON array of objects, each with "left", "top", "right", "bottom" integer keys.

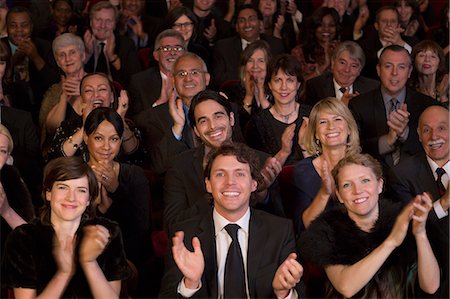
[
  {"left": 299, "top": 153, "right": 440, "bottom": 298},
  {"left": 83, "top": 107, "right": 152, "bottom": 277},
  {"left": 1, "top": 156, "right": 131, "bottom": 298}
]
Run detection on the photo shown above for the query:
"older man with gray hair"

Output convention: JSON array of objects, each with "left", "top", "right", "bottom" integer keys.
[{"left": 303, "top": 41, "right": 379, "bottom": 106}]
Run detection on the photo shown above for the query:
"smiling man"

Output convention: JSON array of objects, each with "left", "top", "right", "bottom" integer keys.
[
  {"left": 304, "top": 41, "right": 379, "bottom": 106},
  {"left": 83, "top": 1, "right": 141, "bottom": 85},
  {"left": 162, "top": 90, "right": 284, "bottom": 233},
  {"left": 386, "top": 104, "right": 449, "bottom": 298},
  {"left": 348, "top": 45, "right": 434, "bottom": 168},
  {"left": 159, "top": 143, "right": 303, "bottom": 298},
  {"left": 211, "top": 4, "right": 284, "bottom": 88}
]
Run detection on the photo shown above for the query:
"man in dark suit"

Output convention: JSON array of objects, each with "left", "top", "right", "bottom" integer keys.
[
  {"left": 211, "top": 4, "right": 284, "bottom": 89},
  {"left": 127, "top": 29, "right": 186, "bottom": 117},
  {"left": 163, "top": 90, "right": 283, "bottom": 234},
  {"left": 133, "top": 52, "right": 210, "bottom": 174},
  {"left": 386, "top": 105, "right": 448, "bottom": 298},
  {"left": 159, "top": 142, "right": 303, "bottom": 298},
  {"left": 1, "top": 6, "right": 59, "bottom": 122},
  {"left": 349, "top": 45, "right": 435, "bottom": 168},
  {"left": 83, "top": 1, "right": 141, "bottom": 86},
  {"left": 358, "top": 6, "right": 418, "bottom": 80},
  {"left": 304, "top": 41, "right": 379, "bottom": 106}
]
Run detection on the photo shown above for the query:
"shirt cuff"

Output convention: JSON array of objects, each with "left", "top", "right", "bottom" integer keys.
[
  {"left": 433, "top": 200, "right": 449, "bottom": 219},
  {"left": 403, "top": 42, "right": 412, "bottom": 53},
  {"left": 177, "top": 277, "right": 201, "bottom": 297},
  {"left": 277, "top": 288, "right": 298, "bottom": 299},
  {"left": 378, "top": 134, "right": 396, "bottom": 155},
  {"left": 398, "top": 126, "right": 409, "bottom": 142},
  {"left": 353, "top": 30, "right": 363, "bottom": 41},
  {"left": 172, "top": 127, "right": 182, "bottom": 141}
]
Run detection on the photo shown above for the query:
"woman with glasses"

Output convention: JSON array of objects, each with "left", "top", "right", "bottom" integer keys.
[{"left": 164, "top": 6, "right": 210, "bottom": 67}]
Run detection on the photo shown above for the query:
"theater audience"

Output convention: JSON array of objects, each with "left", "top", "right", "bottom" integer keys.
[
  {"left": 292, "top": 98, "right": 360, "bottom": 232},
  {"left": 245, "top": 54, "right": 310, "bottom": 166},
  {"left": 394, "top": 0, "right": 425, "bottom": 40},
  {"left": 291, "top": 7, "right": 341, "bottom": 81},
  {"left": 1, "top": 156, "right": 131, "bottom": 298},
  {"left": 410, "top": 40, "right": 449, "bottom": 106},
  {"left": 160, "top": 142, "right": 303, "bottom": 298}
]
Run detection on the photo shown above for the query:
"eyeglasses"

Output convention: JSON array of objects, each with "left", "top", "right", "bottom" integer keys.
[
  {"left": 157, "top": 46, "right": 185, "bottom": 53},
  {"left": 175, "top": 69, "right": 204, "bottom": 78},
  {"left": 173, "top": 22, "right": 194, "bottom": 29}
]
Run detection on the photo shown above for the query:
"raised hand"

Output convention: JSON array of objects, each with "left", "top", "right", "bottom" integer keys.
[
  {"left": 172, "top": 231, "right": 204, "bottom": 289},
  {"left": 90, "top": 161, "right": 119, "bottom": 193},
  {"left": 83, "top": 29, "right": 94, "bottom": 59},
  {"left": 127, "top": 15, "right": 146, "bottom": 40},
  {"left": 169, "top": 87, "right": 186, "bottom": 137},
  {"left": 387, "top": 103, "right": 410, "bottom": 137},
  {"left": 272, "top": 253, "right": 303, "bottom": 298},
  {"left": 79, "top": 225, "right": 110, "bottom": 263},
  {"left": 319, "top": 159, "right": 335, "bottom": 196},
  {"left": 105, "top": 34, "right": 116, "bottom": 61},
  {"left": 62, "top": 76, "right": 81, "bottom": 97},
  {"left": 386, "top": 202, "right": 413, "bottom": 248},
  {"left": 438, "top": 73, "right": 449, "bottom": 103},
  {"left": 261, "top": 157, "right": 282, "bottom": 189},
  {"left": 411, "top": 193, "right": 433, "bottom": 236},
  {"left": 280, "top": 123, "right": 295, "bottom": 156},
  {"left": 341, "top": 90, "right": 360, "bottom": 106},
  {"left": 116, "top": 90, "right": 129, "bottom": 119},
  {"left": 53, "top": 234, "right": 76, "bottom": 276}
]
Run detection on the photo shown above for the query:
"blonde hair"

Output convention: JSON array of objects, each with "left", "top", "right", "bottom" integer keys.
[
  {"left": 304, "top": 97, "right": 360, "bottom": 156},
  {"left": 0, "top": 124, "right": 13, "bottom": 153}
]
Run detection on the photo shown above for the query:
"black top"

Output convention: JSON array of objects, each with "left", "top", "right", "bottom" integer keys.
[
  {"left": 299, "top": 199, "right": 420, "bottom": 298},
  {"left": 245, "top": 104, "right": 311, "bottom": 165},
  {"left": 2, "top": 217, "right": 131, "bottom": 298}
]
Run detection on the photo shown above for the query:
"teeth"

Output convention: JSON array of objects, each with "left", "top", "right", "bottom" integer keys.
[
  {"left": 209, "top": 131, "right": 222, "bottom": 138},
  {"left": 428, "top": 140, "right": 445, "bottom": 149},
  {"left": 326, "top": 133, "right": 339, "bottom": 137},
  {"left": 223, "top": 192, "right": 239, "bottom": 196},
  {"left": 354, "top": 197, "right": 367, "bottom": 204}
]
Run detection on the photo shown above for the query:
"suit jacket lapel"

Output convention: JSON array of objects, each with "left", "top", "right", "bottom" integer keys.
[
  {"left": 325, "top": 74, "right": 336, "bottom": 98},
  {"left": 374, "top": 90, "right": 388, "bottom": 135},
  {"left": 198, "top": 212, "right": 218, "bottom": 296},
  {"left": 247, "top": 210, "right": 266, "bottom": 297},
  {"left": 193, "top": 146, "right": 206, "bottom": 192}
]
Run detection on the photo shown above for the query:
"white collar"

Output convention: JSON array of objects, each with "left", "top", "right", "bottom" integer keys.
[{"left": 213, "top": 207, "right": 251, "bottom": 237}]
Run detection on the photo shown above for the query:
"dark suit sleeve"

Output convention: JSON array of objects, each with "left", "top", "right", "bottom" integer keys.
[{"left": 113, "top": 36, "right": 142, "bottom": 86}]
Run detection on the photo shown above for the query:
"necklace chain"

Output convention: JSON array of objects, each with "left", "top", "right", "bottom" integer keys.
[{"left": 273, "top": 104, "right": 297, "bottom": 123}]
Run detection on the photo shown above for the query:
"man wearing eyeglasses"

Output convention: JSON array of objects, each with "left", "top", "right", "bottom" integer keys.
[
  {"left": 128, "top": 29, "right": 186, "bottom": 117},
  {"left": 212, "top": 4, "right": 284, "bottom": 89},
  {"left": 133, "top": 52, "right": 210, "bottom": 175},
  {"left": 84, "top": 1, "right": 141, "bottom": 86}
]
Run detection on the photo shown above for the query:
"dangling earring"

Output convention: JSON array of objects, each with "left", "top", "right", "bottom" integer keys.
[{"left": 315, "top": 138, "right": 322, "bottom": 156}]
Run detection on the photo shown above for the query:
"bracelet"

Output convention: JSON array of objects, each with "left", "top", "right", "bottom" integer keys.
[
  {"left": 68, "top": 135, "right": 78, "bottom": 149},
  {"left": 110, "top": 55, "right": 119, "bottom": 63}
]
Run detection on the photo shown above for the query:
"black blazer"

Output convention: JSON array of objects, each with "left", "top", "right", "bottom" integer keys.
[
  {"left": 212, "top": 34, "right": 284, "bottom": 89},
  {"left": 84, "top": 34, "right": 142, "bottom": 86},
  {"left": 303, "top": 71, "right": 379, "bottom": 106},
  {"left": 159, "top": 208, "right": 299, "bottom": 298},
  {"left": 163, "top": 145, "right": 272, "bottom": 234},
  {"left": 127, "top": 67, "right": 162, "bottom": 117},
  {"left": 133, "top": 102, "right": 194, "bottom": 175},
  {"left": 348, "top": 87, "right": 435, "bottom": 167}
]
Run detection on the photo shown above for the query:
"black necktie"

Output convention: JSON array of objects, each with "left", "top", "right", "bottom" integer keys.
[
  {"left": 96, "top": 42, "right": 108, "bottom": 74},
  {"left": 223, "top": 224, "right": 247, "bottom": 298},
  {"left": 436, "top": 167, "right": 446, "bottom": 196},
  {"left": 339, "top": 86, "right": 347, "bottom": 94}
]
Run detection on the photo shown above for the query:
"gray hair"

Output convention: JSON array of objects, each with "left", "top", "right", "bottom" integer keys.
[
  {"left": 154, "top": 29, "right": 186, "bottom": 52},
  {"left": 173, "top": 52, "right": 208, "bottom": 76},
  {"left": 52, "top": 33, "right": 85, "bottom": 58},
  {"left": 332, "top": 41, "right": 366, "bottom": 69}
]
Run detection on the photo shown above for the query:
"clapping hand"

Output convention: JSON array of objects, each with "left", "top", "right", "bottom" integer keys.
[{"left": 172, "top": 231, "right": 204, "bottom": 289}]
